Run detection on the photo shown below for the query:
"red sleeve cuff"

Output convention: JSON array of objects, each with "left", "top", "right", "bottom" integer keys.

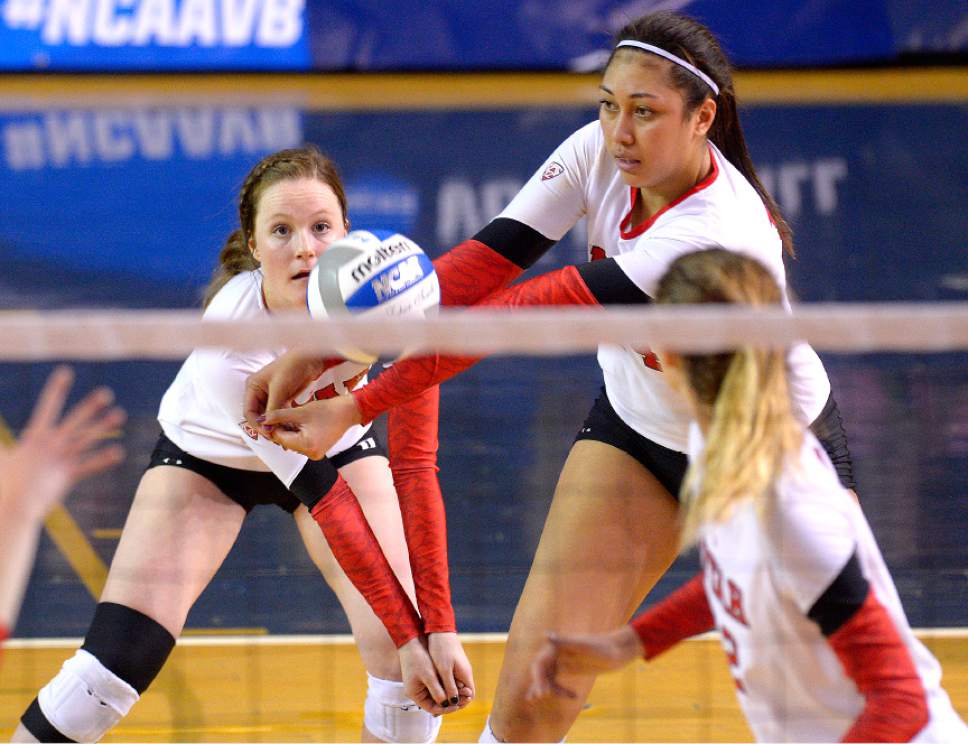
[{"left": 631, "top": 573, "right": 714, "bottom": 660}]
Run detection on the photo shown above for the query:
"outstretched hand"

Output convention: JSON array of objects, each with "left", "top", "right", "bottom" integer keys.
[
  {"left": 0, "top": 366, "right": 126, "bottom": 522},
  {"left": 527, "top": 626, "right": 643, "bottom": 701},
  {"left": 261, "top": 395, "right": 362, "bottom": 459},
  {"left": 428, "top": 632, "right": 475, "bottom": 709},
  {"left": 398, "top": 636, "right": 462, "bottom": 716}
]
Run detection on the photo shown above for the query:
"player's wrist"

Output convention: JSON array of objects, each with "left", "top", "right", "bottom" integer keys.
[
  {"left": 618, "top": 623, "right": 646, "bottom": 661},
  {"left": 349, "top": 388, "right": 372, "bottom": 425}
]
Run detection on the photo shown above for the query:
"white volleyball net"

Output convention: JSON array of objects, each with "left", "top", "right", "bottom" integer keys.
[{"left": 1, "top": 305, "right": 968, "bottom": 742}]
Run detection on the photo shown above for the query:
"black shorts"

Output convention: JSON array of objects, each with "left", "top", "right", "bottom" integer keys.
[
  {"left": 146, "top": 429, "right": 388, "bottom": 513},
  {"left": 574, "top": 388, "right": 689, "bottom": 499},
  {"left": 574, "top": 388, "right": 856, "bottom": 499},
  {"left": 808, "top": 391, "right": 856, "bottom": 491}
]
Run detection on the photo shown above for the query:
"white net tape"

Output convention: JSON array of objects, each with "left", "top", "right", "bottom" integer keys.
[{"left": 1, "top": 304, "right": 967, "bottom": 360}]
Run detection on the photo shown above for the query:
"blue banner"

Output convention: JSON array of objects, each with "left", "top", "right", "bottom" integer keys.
[
  {"left": 0, "top": 0, "right": 963, "bottom": 71},
  {"left": 0, "top": 0, "right": 311, "bottom": 69}
]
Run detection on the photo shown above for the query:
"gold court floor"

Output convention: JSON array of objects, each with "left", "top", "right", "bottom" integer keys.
[{"left": 2, "top": 634, "right": 966, "bottom": 742}]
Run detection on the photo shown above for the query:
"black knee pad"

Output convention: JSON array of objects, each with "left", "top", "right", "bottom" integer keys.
[{"left": 81, "top": 602, "right": 176, "bottom": 693}]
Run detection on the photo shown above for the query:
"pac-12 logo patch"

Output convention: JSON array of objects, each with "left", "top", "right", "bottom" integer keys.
[{"left": 541, "top": 161, "right": 564, "bottom": 181}]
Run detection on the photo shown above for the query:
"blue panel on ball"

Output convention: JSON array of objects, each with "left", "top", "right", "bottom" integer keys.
[{"left": 346, "top": 253, "right": 434, "bottom": 310}]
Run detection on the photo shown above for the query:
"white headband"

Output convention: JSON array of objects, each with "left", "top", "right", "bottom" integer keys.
[{"left": 615, "top": 40, "right": 720, "bottom": 96}]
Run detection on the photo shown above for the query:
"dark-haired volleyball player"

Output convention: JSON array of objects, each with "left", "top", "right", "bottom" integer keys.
[{"left": 246, "top": 12, "right": 853, "bottom": 741}]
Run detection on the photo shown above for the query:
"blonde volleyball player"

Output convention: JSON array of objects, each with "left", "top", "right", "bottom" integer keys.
[
  {"left": 1, "top": 368, "right": 125, "bottom": 655},
  {"left": 528, "top": 249, "right": 968, "bottom": 743},
  {"left": 14, "top": 147, "right": 471, "bottom": 744},
  {"left": 247, "top": 11, "right": 853, "bottom": 740}
]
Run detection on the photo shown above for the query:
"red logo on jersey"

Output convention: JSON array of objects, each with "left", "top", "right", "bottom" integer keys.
[
  {"left": 638, "top": 349, "right": 663, "bottom": 372},
  {"left": 311, "top": 369, "right": 367, "bottom": 401},
  {"left": 701, "top": 542, "right": 750, "bottom": 627},
  {"left": 589, "top": 245, "right": 606, "bottom": 261},
  {"left": 541, "top": 161, "right": 564, "bottom": 181},
  {"left": 239, "top": 421, "right": 260, "bottom": 441}
]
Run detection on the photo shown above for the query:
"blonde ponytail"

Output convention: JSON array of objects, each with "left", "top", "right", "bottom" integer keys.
[
  {"left": 679, "top": 346, "right": 801, "bottom": 546},
  {"left": 654, "top": 248, "right": 802, "bottom": 548}
]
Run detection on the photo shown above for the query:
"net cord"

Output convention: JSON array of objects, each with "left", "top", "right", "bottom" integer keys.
[{"left": 1, "top": 304, "right": 967, "bottom": 360}]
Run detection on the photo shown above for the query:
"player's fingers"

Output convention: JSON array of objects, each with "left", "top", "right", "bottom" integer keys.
[
  {"left": 23, "top": 366, "right": 74, "bottom": 436},
  {"left": 527, "top": 640, "right": 557, "bottom": 701},
  {"left": 419, "top": 668, "right": 449, "bottom": 709},
  {"left": 71, "top": 445, "right": 126, "bottom": 483},
  {"left": 243, "top": 377, "right": 269, "bottom": 428},
  {"left": 261, "top": 406, "right": 305, "bottom": 427},
  {"left": 454, "top": 658, "right": 475, "bottom": 701},
  {"left": 66, "top": 406, "right": 127, "bottom": 454},
  {"left": 549, "top": 679, "right": 578, "bottom": 699},
  {"left": 57, "top": 386, "right": 117, "bottom": 439},
  {"left": 432, "top": 658, "right": 459, "bottom": 706}
]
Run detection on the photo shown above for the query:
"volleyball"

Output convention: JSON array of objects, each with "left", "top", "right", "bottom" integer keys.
[{"left": 306, "top": 229, "right": 440, "bottom": 363}]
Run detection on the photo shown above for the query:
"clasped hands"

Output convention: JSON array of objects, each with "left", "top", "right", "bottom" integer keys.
[
  {"left": 243, "top": 352, "right": 473, "bottom": 715},
  {"left": 243, "top": 350, "right": 360, "bottom": 459}
]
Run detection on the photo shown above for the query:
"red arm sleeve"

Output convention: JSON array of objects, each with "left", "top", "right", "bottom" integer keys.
[
  {"left": 310, "top": 475, "right": 423, "bottom": 647},
  {"left": 435, "top": 239, "right": 524, "bottom": 307},
  {"left": 828, "top": 589, "right": 929, "bottom": 742},
  {"left": 388, "top": 384, "right": 456, "bottom": 634},
  {"left": 630, "top": 573, "right": 715, "bottom": 661},
  {"left": 353, "top": 265, "right": 598, "bottom": 423}
]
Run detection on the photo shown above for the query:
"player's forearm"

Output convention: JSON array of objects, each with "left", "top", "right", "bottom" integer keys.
[
  {"left": 353, "top": 264, "right": 598, "bottom": 423},
  {"left": 388, "top": 386, "right": 456, "bottom": 633},
  {"left": 310, "top": 477, "right": 423, "bottom": 647},
  {"left": 0, "top": 500, "right": 44, "bottom": 631},
  {"left": 630, "top": 573, "right": 714, "bottom": 660}
]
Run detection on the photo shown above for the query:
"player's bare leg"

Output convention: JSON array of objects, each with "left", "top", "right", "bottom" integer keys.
[
  {"left": 295, "top": 455, "right": 430, "bottom": 743},
  {"left": 488, "top": 440, "right": 681, "bottom": 742},
  {"left": 11, "top": 467, "right": 246, "bottom": 742}
]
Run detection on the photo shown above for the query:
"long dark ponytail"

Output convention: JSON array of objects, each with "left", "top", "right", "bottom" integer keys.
[{"left": 610, "top": 12, "right": 794, "bottom": 256}]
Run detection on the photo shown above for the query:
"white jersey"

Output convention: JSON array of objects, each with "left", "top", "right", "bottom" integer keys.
[
  {"left": 158, "top": 270, "right": 371, "bottom": 488},
  {"left": 500, "top": 121, "right": 830, "bottom": 451},
  {"left": 688, "top": 424, "right": 968, "bottom": 742}
]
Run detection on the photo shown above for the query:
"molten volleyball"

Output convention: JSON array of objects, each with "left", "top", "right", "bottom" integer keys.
[{"left": 306, "top": 230, "right": 440, "bottom": 363}]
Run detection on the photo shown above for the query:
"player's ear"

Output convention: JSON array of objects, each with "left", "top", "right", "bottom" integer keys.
[
  {"left": 694, "top": 98, "right": 716, "bottom": 138},
  {"left": 249, "top": 236, "right": 260, "bottom": 262}
]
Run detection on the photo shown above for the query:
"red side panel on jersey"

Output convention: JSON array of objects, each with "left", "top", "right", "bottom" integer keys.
[
  {"left": 434, "top": 239, "right": 523, "bottom": 307},
  {"left": 829, "top": 589, "right": 929, "bottom": 742},
  {"left": 310, "top": 476, "right": 422, "bottom": 647},
  {"left": 388, "top": 385, "right": 456, "bottom": 634},
  {"left": 354, "top": 265, "right": 598, "bottom": 423},
  {"left": 630, "top": 573, "right": 715, "bottom": 660}
]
